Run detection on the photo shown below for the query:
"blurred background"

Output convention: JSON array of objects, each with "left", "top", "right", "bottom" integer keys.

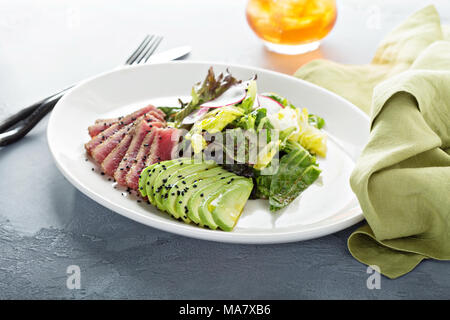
[
  {"left": 1, "top": 0, "right": 449, "bottom": 120},
  {"left": 1, "top": 0, "right": 450, "bottom": 299}
]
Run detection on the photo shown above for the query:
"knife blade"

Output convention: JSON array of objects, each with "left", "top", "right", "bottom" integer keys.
[{"left": 146, "top": 45, "right": 192, "bottom": 63}]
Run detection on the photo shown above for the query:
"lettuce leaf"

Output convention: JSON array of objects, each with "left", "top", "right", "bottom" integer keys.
[
  {"left": 268, "top": 144, "right": 321, "bottom": 211},
  {"left": 255, "top": 175, "right": 271, "bottom": 199},
  {"left": 175, "top": 67, "right": 239, "bottom": 123},
  {"left": 157, "top": 106, "right": 182, "bottom": 121},
  {"left": 288, "top": 108, "right": 327, "bottom": 157},
  {"left": 238, "top": 80, "right": 257, "bottom": 114},
  {"left": 308, "top": 114, "right": 325, "bottom": 129}
]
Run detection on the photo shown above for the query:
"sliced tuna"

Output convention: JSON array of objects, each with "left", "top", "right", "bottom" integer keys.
[
  {"left": 148, "top": 110, "right": 166, "bottom": 122},
  {"left": 155, "top": 127, "right": 180, "bottom": 161},
  {"left": 101, "top": 128, "right": 135, "bottom": 176},
  {"left": 85, "top": 123, "right": 121, "bottom": 154},
  {"left": 114, "top": 119, "right": 156, "bottom": 187},
  {"left": 88, "top": 105, "right": 162, "bottom": 137},
  {"left": 140, "top": 127, "right": 180, "bottom": 170},
  {"left": 85, "top": 114, "right": 145, "bottom": 154},
  {"left": 125, "top": 130, "right": 158, "bottom": 190},
  {"left": 91, "top": 123, "right": 134, "bottom": 164},
  {"left": 89, "top": 119, "right": 116, "bottom": 137}
]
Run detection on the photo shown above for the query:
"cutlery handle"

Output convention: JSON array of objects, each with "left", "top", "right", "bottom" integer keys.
[
  {"left": 0, "top": 88, "right": 69, "bottom": 147},
  {"left": 0, "top": 86, "right": 72, "bottom": 134}
]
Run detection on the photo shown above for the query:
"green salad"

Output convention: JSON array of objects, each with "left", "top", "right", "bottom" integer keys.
[{"left": 139, "top": 67, "right": 327, "bottom": 231}]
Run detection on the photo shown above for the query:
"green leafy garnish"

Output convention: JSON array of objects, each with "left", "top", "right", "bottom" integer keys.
[
  {"left": 237, "top": 80, "right": 257, "bottom": 114},
  {"left": 175, "top": 67, "right": 239, "bottom": 123},
  {"left": 157, "top": 106, "right": 182, "bottom": 121},
  {"left": 266, "top": 143, "right": 321, "bottom": 211},
  {"left": 308, "top": 114, "right": 325, "bottom": 129}
]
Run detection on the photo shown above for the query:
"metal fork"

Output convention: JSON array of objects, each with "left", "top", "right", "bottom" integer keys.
[{"left": 0, "top": 34, "right": 163, "bottom": 147}]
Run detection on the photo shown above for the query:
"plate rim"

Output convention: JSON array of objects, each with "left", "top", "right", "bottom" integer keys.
[{"left": 47, "top": 60, "right": 368, "bottom": 244}]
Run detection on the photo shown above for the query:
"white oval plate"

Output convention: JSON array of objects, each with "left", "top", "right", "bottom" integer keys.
[{"left": 47, "top": 61, "right": 369, "bottom": 244}]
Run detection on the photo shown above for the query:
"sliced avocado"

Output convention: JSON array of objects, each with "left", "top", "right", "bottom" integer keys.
[
  {"left": 145, "top": 159, "right": 189, "bottom": 205},
  {"left": 211, "top": 178, "right": 253, "bottom": 231},
  {"left": 187, "top": 171, "right": 235, "bottom": 225},
  {"left": 198, "top": 175, "right": 246, "bottom": 229},
  {"left": 138, "top": 163, "right": 158, "bottom": 197},
  {"left": 152, "top": 160, "right": 197, "bottom": 211},
  {"left": 155, "top": 161, "right": 217, "bottom": 215},
  {"left": 173, "top": 167, "right": 226, "bottom": 222}
]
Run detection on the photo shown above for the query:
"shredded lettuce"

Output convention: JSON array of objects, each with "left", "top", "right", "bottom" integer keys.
[
  {"left": 187, "top": 106, "right": 244, "bottom": 153},
  {"left": 288, "top": 108, "right": 327, "bottom": 157}
]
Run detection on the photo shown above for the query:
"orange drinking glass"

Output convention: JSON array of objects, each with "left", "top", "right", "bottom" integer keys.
[{"left": 246, "top": 0, "right": 337, "bottom": 54}]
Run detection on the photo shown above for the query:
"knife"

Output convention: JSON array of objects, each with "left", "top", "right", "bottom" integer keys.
[
  {"left": 0, "top": 46, "right": 192, "bottom": 145},
  {"left": 146, "top": 45, "right": 191, "bottom": 63}
]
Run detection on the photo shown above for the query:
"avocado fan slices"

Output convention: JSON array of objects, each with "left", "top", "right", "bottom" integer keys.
[{"left": 139, "top": 159, "right": 253, "bottom": 231}]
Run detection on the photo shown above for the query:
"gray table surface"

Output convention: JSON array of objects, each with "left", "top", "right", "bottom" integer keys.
[{"left": 1, "top": 0, "right": 449, "bottom": 299}]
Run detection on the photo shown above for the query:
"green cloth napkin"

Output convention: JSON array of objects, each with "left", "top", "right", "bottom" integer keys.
[{"left": 295, "top": 5, "right": 450, "bottom": 279}]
